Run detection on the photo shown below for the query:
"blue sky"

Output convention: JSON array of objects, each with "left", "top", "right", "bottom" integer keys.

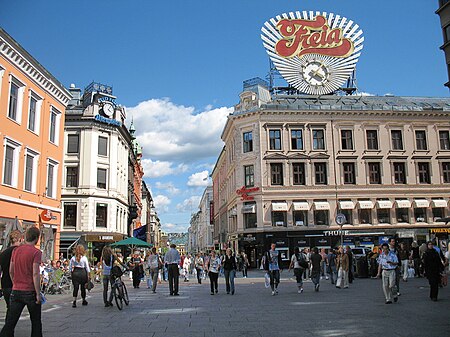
[{"left": 1, "top": 1, "right": 448, "bottom": 232}]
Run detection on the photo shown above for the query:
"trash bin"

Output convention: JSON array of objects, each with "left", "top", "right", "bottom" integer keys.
[{"left": 355, "top": 256, "right": 369, "bottom": 278}]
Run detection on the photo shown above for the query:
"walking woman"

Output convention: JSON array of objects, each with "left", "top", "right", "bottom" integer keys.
[
  {"left": 336, "top": 246, "right": 349, "bottom": 289},
  {"left": 206, "top": 251, "right": 221, "bottom": 295},
  {"left": 422, "top": 241, "right": 444, "bottom": 301},
  {"left": 147, "top": 247, "right": 163, "bottom": 293},
  {"left": 101, "top": 246, "right": 115, "bottom": 307},
  {"left": 194, "top": 253, "right": 204, "bottom": 284},
  {"left": 129, "top": 252, "right": 143, "bottom": 289},
  {"left": 69, "top": 245, "right": 90, "bottom": 308},
  {"left": 223, "top": 248, "right": 237, "bottom": 295},
  {"left": 289, "top": 247, "right": 306, "bottom": 293}
]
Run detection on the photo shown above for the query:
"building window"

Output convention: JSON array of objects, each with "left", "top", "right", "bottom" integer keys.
[
  {"left": 414, "top": 208, "right": 427, "bottom": 223},
  {"left": 272, "top": 211, "right": 287, "bottom": 227},
  {"left": 243, "top": 202, "right": 257, "bottom": 229},
  {"left": 439, "top": 131, "right": 450, "bottom": 150},
  {"left": 417, "top": 162, "right": 431, "bottom": 184},
  {"left": 291, "top": 130, "right": 303, "bottom": 150},
  {"left": 342, "top": 162, "right": 356, "bottom": 184},
  {"left": 391, "top": 130, "right": 403, "bottom": 150},
  {"left": 28, "top": 96, "right": 37, "bottom": 132},
  {"left": 97, "top": 168, "right": 107, "bottom": 189},
  {"left": 359, "top": 209, "right": 372, "bottom": 224},
  {"left": 292, "top": 163, "right": 306, "bottom": 185},
  {"left": 312, "top": 129, "right": 325, "bottom": 150},
  {"left": 442, "top": 162, "right": 450, "bottom": 183},
  {"left": 393, "top": 162, "right": 406, "bottom": 184},
  {"left": 269, "top": 129, "right": 281, "bottom": 150},
  {"left": 377, "top": 209, "right": 390, "bottom": 224},
  {"left": 341, "top": 130, "right": 353, "bottom": 150},
  {"left": 415, "top": 130, "right": 427, "bottom": 150},
  {"left": 314, "top": 162, "right": 327, "bottom": 185},
  {"left": 293, "top": 210, "right": 308, "bottom": 226},
  {"left": 66, "top": 166, "right": 79, "bottom": 188},
  {"left": 2, "top": 139, "right": 21, "bottom": 187},
  {"left": 98, "top": 136, "right": 108, "bottom": 156},
  {"left": 8, "top": 82, "right": 22, "bottom": 122},
  {"left": 24, "top": 149, "right": 38, "bottom": 193},
  {"left": 368, "top": 162, "right": 382, "bottom": 184},
  {"left": 314, "top": 210, "right": 329, "bottom": 226},
  {"left": 432, "top": 207, "right": 444, "bottom": 222},
  {"left": 339, "top": 209, "right": 353, "bottom": 225},
  {"left": 63, "top": 203, "right": 77, "bottom": 228},
  {"left": 244, "top": 165, "right": 254, "bottom": 187},
  {"left": 270, "top": 163, "right": 283, "bottom": 185},
  {"left": 243, "top": 131, "right": 253, "bottom": 153},
  {"left": 96, "top": 203, "right": 108, "bottom": 227},
  {"left": 396, "top": 208, "right": 409, "bottom": 223},
  {"left": 49, "top": 107, "right": 61, "bottom": 144},
  {"left": 67, "top": 134, "right": 79, "bottom": 154},
  {"left": 46, "top": 160, "right": 58, "bottom": 198},
  {"left": 366, "top": 130, "right": 379, "bottom": 150}
]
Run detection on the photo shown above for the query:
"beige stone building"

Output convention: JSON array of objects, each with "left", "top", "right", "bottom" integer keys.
[{"left": 211, "top": 79, "right": 450, "bottom": 267}]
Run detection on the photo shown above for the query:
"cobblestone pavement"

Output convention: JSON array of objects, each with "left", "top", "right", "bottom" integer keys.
[{"left": 0, "top": 271, "right": 448, "bottom": 337}]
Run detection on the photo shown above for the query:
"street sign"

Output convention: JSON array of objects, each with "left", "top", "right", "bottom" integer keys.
[
  {"left": 335, "top": 213, "right": 346, "bottom": 225},
  {"left": 41, "top": 210, "right": 52, "bottom": 222}
]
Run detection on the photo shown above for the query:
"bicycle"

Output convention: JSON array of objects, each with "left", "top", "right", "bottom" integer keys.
[
  {"left": 44, "top": 269, "right": 71, "bottom": 295},
  {"left": 111, "top": 266, "right": 129, "bottom": 310}
]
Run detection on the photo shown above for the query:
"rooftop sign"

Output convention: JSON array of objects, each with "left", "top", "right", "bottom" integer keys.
[{"left": 261, "top": 11, "right": 364, "bottom": 95}]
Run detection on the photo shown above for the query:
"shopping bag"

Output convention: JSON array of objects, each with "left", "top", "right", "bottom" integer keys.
[
  {"left": 264, "top": 273, "right": 270, "bottom": 288},
  {"left": 441, "top": 273, "right": 448, "bottom": 287},
  {"left": 407, "top": 267, "right": 415, "bottom": 278}
]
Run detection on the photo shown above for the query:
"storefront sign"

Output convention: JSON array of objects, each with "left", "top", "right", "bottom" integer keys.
[
  {"left": 95, "top": 114, "right": 122, "bottom": 127},
  {"left": 261, "top": 11, "right": 364, "bottom": 95},
  {"left": 430, "top": 228, "right": 450, "bottom": 234},
  {"left": 324, "top": 230, "right": 349, "bottom": 237},
  {"left": 243, "top": 235, "right": 256, "bottom": 242},
  {"left": 41, "top": 210, "right": 52, "bottom": 222},
  {"left": 236, "top": 186, "right": 259, "bottom": 201}
]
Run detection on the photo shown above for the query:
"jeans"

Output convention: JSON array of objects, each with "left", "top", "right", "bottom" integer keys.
[
  {"left": 196, "top": 268, "right": 203, "bottom": 284},
  {"left": 224, "top": 269, "right": 236, "bottom": 293},
  {"left": 72, "top": 267, "right": 87, "bottom": 299},
  {"left": 328, "top": 266, "right": 337, "bottom": 284},
  {"left": 293, "top": 268, "right": 304, "bottom": 288},
  {"left": 102, "top": 275, "right": 114, "bottom": 304},
  {"left": 168, "top": 264, "right": 179, "bottom": 295},
  {"left": 382, "top": 269, "right": 397, "bottom": 302},
  {"left": 242, "top": 265, "right": 248, "bottom": 277},
  {"left": 268, "top": 269, "right": 280, "bottom": 291},
  {"left": 0, "top": 290, "right": 42, "bottom": 337},
  {"left": 401, "top": 260, "right": 409, "bottom": 280},
  {"left": 336, "top": 268, "right": 349, "bottom": 288},
  {"left": 209, "top": 271, "right": 219, "bottom": 293},
  {"left": 150, "top": 268, "right": 159, "bottom": 292},
  {"left": 311, "top": 270, "right": 320, "bottom": 287}
]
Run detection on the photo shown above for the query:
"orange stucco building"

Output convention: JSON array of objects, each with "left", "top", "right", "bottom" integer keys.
[{"left": 0, "top": 28, "right": 71, "bottom": 260}]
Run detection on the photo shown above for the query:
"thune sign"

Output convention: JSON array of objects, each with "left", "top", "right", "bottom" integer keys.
[
  {"left": 261, "top": 11, "right": 364, "bottom": 95},
  {"left": 324, "top": 230, "right": 349, "bottom": 236}
]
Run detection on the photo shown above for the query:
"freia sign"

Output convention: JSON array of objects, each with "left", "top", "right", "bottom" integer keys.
[{"left": 261, "top": 11, "right": 364, "bottom": 95}]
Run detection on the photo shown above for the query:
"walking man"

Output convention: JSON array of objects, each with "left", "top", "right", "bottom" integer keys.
[
  {"left": 389, "top": 238, "right": 401, "bottom": 296},
  {"left": 164, "top": 244, "right": 181, "bottom": 296},
  {"left": 310, "top": 247, "right": 322, "bottom": 291},
  {"left": 0, "top": 226, "right": 42, "bottom": 337},
  {"left": 377, "top": 243, "right": 399, "bottom": 304},
  {"left": 263, "top": 243, "right": 282, "bottom": 295}
]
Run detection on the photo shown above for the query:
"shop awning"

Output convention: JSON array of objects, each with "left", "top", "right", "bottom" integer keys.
[
  {"left": 242, "top": 204, "right": 256, "bottom": 214},
  {"left": 314, "top": 201, "right": 330, "bottom": 210},
  {"left": 293, "top": 202, "right": 310, "bottom": 211},
  {"left": 272, "top": 202, "right": 288, "bottom": 211},
  {"left": 338, "top": 201, "right": 355, "bottom": 210},
  {"left": 431, "top": 199, "right": 448, "bottom": 208},
  {"left": 413, "top": 199, "right": 429, "bottom": 208},
  {"left": 358, "top": 200, "right": 374, "bottom": 209},
  {"left": 377, "top": 200, "right": 393, "bottom": 209},
  {"left": 395, "top": 200, "right": 411, "bottom": 208}
]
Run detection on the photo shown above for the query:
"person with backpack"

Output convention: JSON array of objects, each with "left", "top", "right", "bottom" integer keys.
[
  {"left": 147, "top": 247, "right": 163, "bottom": 293},
  {"left": 289, "top": 247, "right": 307, "bottom": 293},
  {"left": 100, "top": 246, "right": 115, "bottom": 307}
]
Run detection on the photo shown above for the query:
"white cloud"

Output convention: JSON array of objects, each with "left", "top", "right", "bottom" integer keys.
[
  {"left": 141, "top": 159, "right": 188, "bottom": 178},
  {"left": 153, "top": 194, "right": 171, "bottom": 213},
  {"left": 357, "top": 92, "right": 375, "bottom": 96},
  {"left": 187, "top": 170, "right": 209, "bottom": 187},
  {"left": 154, "top": 182, "right": 180, "bottom": 195},
  {"left": 162, "top": 223, "right": 188, "bottom": 233},
  {"left": 126, "top": 98, "right": 231, "bottom": 163},
  {"left": 176, "top": 196, "right": 202, "bottom": 213}
]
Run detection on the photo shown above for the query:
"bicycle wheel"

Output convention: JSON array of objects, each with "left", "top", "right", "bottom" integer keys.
[
  {"left": 114, "top": 284, "right": 123, "bottom": 310},
  {"left": 122, "top": 283, "right": 129, "bottom": 305}
]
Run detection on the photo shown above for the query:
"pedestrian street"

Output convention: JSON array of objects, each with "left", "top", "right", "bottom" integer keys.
[{"left": 0, "top": 271, "right": 448, "bottom": 337}]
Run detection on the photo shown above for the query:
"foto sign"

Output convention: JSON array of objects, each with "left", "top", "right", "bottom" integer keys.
[{"left": 261, "top": 11, "right": 364, "bottom": 95}]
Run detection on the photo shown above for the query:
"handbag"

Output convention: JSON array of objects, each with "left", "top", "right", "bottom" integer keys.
[
  {"left": 264, "top": 272, "right": 271, "bottom": 288},
  {"left": 441, "top": 273, "right": 448, "bottom": 287},
  {"left": 86, "top": 280, "right": 94, "bottom": 291}
]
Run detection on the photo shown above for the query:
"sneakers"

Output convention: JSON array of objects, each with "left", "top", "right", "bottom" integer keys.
[
  {"left": 82, "top": 299, "right": 88, "bottom": 306},
  {"left": 275, "top": 289, "right": 278, "bottom": 294},
  {"left": 72, "top": 301, "right": 76, "bottom": 308},
  {"left": 271, "top": 291, "right": 276, "bottom": 296},
  {"left": 231, "top": 290, "right": 235, "bottom": 295},
  {"left": 385, "top": 300, "right": 393, "bottom": 304},
  {"left": 394, "top": 297, "right": 398, "bottom": 303},
  {"left": 298, "top": 288, "right": 303, "bottom": 294},
  {"left": 210, "top": 292, "right": 214, "bottom": 295},
  {"left": 314, "top": 284, "right": 320, "bottom": 292}
]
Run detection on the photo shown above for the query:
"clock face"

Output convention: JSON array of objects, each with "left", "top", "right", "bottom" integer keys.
[
  {"left": 302, "top": 61, "right": 330, "bottom": 87},
  {"left": 102, "top": 102, "right": 114, "bottom": 117}
]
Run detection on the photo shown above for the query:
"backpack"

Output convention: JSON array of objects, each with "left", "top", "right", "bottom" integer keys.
[{"left": 296, "top": 253, "right": 309, "bottom": 269}]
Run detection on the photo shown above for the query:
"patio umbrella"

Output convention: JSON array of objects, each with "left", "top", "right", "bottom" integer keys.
[{"left": 110, "top": 237, "right": 153, "bottom": 250}]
